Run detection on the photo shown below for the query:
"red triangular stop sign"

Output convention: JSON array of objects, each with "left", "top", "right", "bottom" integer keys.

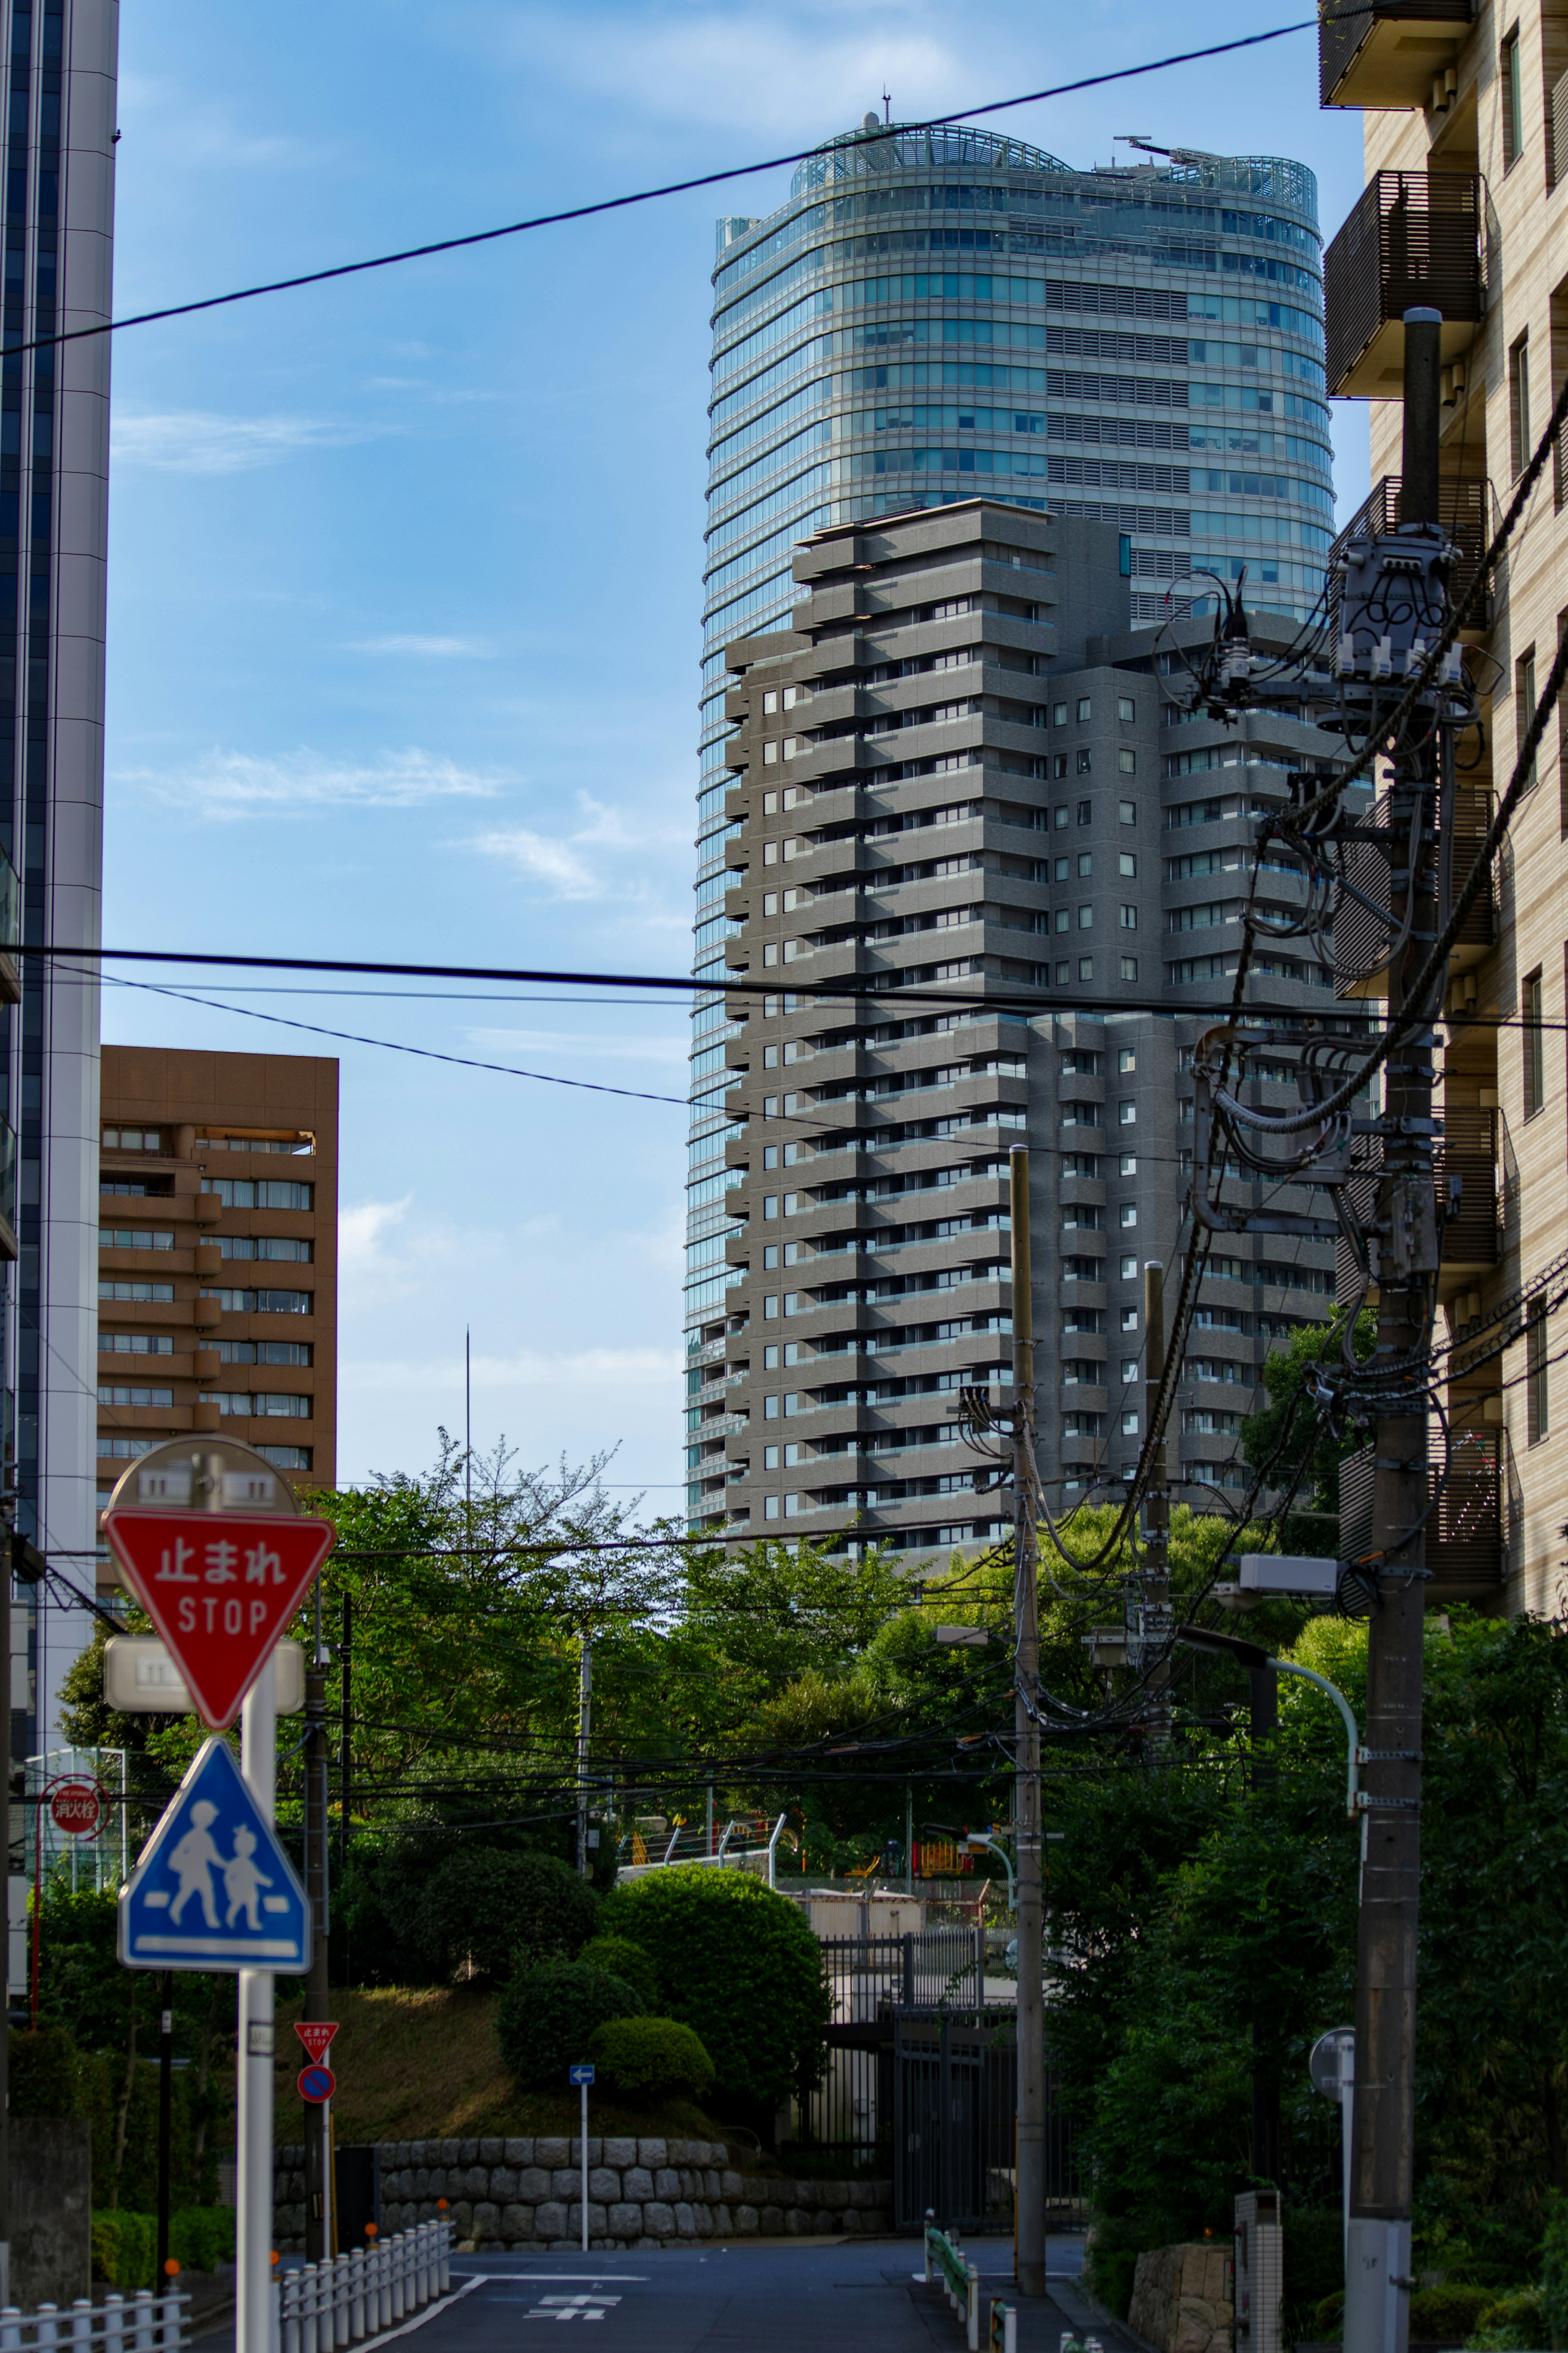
[
  {"left": 103, "top": 1509, "right": 336, "bottom": 1731},
  {"left": 294, "top": 2020, "right": 338, "bottom": 2062}
]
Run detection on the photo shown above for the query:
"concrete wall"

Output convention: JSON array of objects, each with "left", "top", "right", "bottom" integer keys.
[
  {"left": 11, "top": 2117, "right": 91, "bottom": 2308},
  {"left": 274, "top": 2136, "right": 891, "bottom": 2253}
]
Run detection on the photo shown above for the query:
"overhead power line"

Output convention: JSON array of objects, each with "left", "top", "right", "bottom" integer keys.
[{"left": 17, "top": 25, "right": 1314, "bottom": 360}]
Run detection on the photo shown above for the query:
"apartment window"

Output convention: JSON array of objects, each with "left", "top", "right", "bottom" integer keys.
[
  {"left": 762, "top": 1145, "right": 778, "bottom": 1169},
  {"left": 1120, "top": 1254, "right": 1138, "bottom": 1280},
  {"left": 1120, "top": 1100, "right": 1137, "bottom": 1123},
  {"left": 1078, "top": 852, "right": 1092, "bottom": 878},
  {"left": 1052, "top": 701, "right": 1068, "bottom": 725},
  {"left": 1119, "top": 1049, "right": 1136, "bottom": 1073},
  {"left": 1119, "top": 799, "right": 1136, "bottom": 825},
  {"left": 1054, "top": 908, "right": 1070, "bottom": 934},
  {"left": 1076, "top": 697, "right": 1092, "bottom": 722},
  {"left": 1120, "top": 1204, "right": 1138, "bottom": 1227},
  {"left": 1053, "top": 754, "right": 1069, "bottom": 779},
  {"left": 1502, "top": 26, "right": 1524, "bottom": 167},
  {"left": 1517, "top": 646, "right": 1538, "bottom": 791},
  {"left": 1510, "top": 332, "right": 1532, "bottom": 477},
  {"left": 1118, "top": 749, "right": 1136, "bottom": 774},
  {"left": 1055, "top": 960, "right": 1070, "bottom": 984},
  {"left": 1078, "top": 905, "right": 1093, "bottom": 929},
  {"left": 1121, "top": 1306, "right": 1138, "bottom": 1331},
  {"left": 763, "top": 1396, "right": 780, "bottom": 1420},
  {"left": 102, "top": 1127, "right": 162, "bottom": 1151},
  {"left": 764, "top": 690, "right": 779, "bottom": 714},
  {"left": 1119, "top": 852, "right": 1137, "bottom": 877},
  {"left": 764, "top": 1345, "right": 779, "bottom": 1367},
  {"left": 1524, "top": 968, "right": 1546, "bottom": 1117},
  {"left": 763, "top": 1245, "right": 779, "bottom": 1269},
  {"left": 1077, "top": 800, "right": 1091, "bottom": 825},
  {"left": 1076, "top": 749, "right": 1092, "bottom": 774},
  {"left": 1116, "top": 696, "right": 1136, "bottom": 722},
  {"left": 1119, "top": 905, "right": 1138, "bottom": 929},
  {"left": 1054, "top": 803, "right": 1069, "bottom": 828},
  {"left": 1528, "top": 1292, "right": 1550, "bottom": 1443},
  {"left": 1121, "top": 1410, "right": 1139, "bottom": 1436},
  {"left": 1120, "top": 956, "right": 1138, "bottom": 980},
  {"left": 1078, "top": 957, "right": 1093, "bottom": 981},
  {"left": 1054, "top": 856, "right": 1069, "bottom": 881},
  {"left": 764, "top": 1496, "right": 780, "bottom": 1520},
  {"left": 763, "top": 1195, "right": 778, "bottom": 1218}
]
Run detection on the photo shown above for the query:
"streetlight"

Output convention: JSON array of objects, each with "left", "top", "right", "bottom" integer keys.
[{"left": 1174, "top": 1624, "right": 1363, "bottom": 1815}]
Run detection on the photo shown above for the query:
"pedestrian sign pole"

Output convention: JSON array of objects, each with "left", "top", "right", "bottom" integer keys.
[
  {"left": 238, "top": 1656, "right": 276, "bottom": 2353},
  {"left": 569, "top": 2066, "right": 595, "bottom": 2253},
  {"left": 104, "top": 1439, "right": 335, "bottom": 2353}
]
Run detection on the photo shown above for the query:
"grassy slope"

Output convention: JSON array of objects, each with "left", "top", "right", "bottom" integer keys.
[{"left": 268, "top": 1985, "right": 744, "bottom": 2151}]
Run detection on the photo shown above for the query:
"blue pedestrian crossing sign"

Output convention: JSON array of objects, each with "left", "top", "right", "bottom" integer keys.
[{"left": 119, "top": 1735, "right": 311, "bottom": 1974}]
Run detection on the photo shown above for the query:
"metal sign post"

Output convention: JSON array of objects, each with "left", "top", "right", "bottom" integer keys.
[
  {"left": 103, "top": 1439, "right": 334, "bottom": 2353},
  {"left": 569, "top": 2066, "right": 595, "bottom": 2251},
  {"left": 1311, "top": 2027, "right": 1357, "bottom": 2273}
]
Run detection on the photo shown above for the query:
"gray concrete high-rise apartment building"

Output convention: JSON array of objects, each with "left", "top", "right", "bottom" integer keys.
[
  {"left": 686, "top": 119, "right": 1336, "bottom": 1530},
  {"left": 0, "top": 0, "right": 115, "bottom": 1737}
]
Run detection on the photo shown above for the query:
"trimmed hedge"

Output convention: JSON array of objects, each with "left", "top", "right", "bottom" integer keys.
[
  {"left": 576, "top": 1936, "right": 662, "bottom": 2010},
  {"left": 590, "top": 2016, "right": 714, "bottom": 2098},
  {"left": 414, "top": 1849, "right": 599, "bottom": 1983},
  {"left": 93, "top": 2207, "right": 235, "bottom": 2288},
  {"left": 495, "top": 1962, "right": 643, "bottom": 2090},
  {"left": 599, "top": 1867, "right": 829, "bottom": 2108}
]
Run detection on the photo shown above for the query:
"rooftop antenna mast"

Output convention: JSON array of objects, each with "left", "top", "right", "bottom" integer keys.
[{"left": 882, "top": 89, "right": 891, "bottom": 123}]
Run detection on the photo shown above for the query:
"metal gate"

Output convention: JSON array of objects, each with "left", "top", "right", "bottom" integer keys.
[
  {"left": 890, "top": 2008, "right": 1082, "bottom": 2234},
  {"left": 796, "top": 1931, "right": 987, "bottom": 2162}
]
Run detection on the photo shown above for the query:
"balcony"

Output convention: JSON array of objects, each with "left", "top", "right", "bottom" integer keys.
[
  {"left": 1336, "top": 779, "right": 1494, "bottom": 1003},
  {"left": 1329, "top": 473, "right": 1497, "bottom": 635},
  {"left": 1325, "top": 172, "right": 1483, "bottom": 397},
  {"left": 1339, "top": 1428, "right": 1505, "bottom": 1595},
  {"left": 1319, "top": 0, "right": 1473, "bottom": 110},
  {"left": 1437, "top": 1107, "right": 1500, "bottom": 1267}
]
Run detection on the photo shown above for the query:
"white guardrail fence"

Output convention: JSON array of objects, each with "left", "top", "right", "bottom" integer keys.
[
  {"left": 280, "top": 2222, "right": 452, "bottom": 2353},
  {"left": 0, "top": 2296, "right": 187, "bottom": 2353}
]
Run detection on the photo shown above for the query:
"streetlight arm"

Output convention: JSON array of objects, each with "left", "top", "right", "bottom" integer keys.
[{"left": 1272, "top": 1658, "right": 1361, "bottom": 1815}]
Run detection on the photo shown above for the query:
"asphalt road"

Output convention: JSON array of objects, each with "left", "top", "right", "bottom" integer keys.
[
  {"left": 193, "top": 2232, "right": 1114, "bottom": 2353},
  {"left": 397, "top": 2240, "right": 1107, "bottom": 2352}
]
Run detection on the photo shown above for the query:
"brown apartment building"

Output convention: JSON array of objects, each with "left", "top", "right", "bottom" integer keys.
[
  {"left": 1320, "top": 0, "right": 1568, "bottom": 1607},
  {"left": 96, "top": 1048, "right": 338, "bottom": 1567}
]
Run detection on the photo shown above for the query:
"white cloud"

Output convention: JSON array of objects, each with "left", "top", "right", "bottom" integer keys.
[
  {"left": 345, "top": 635, "right": 494, "bottom": 659},
  {"left": 111, "top": 412, "right": 365, "bottom": 475},
  {"left": 339, "top": 1198, "right": 412, "bottom": 1275},
  {"left": 118, "top": 746, "right": 507, "bottom": 819},
  {"left": 460, "top": 792, "right": 689, "bottom": 903},
  {"left": 507, "top": 5, "right": 962, "bottom": 137}
]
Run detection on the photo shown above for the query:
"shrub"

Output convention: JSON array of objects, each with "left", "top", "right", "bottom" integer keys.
[
  {"left": 11, "top": 2025, "right": 81, "bottom": 2116},
  {"left": 93, "top": 2208, "right": 235, "bottom": 2287},
  {"left": 414, "top": 1849, "right": 599, "bottom": 1982},
  {"left": 495, "top": 1963, "right": 642, "bottom": 2091},
  {"left": 599, "top": 1867, "right": 830, "bottom": 2109},
  {"left": 577, "top": 1936, "right": 662, "bottom": 2010},
  {"left": 1468, "top": 2289, "right": 1546, "bottom": 2351},
  {"left": 1541, "top": 2191, "right": 1568, "bottom": 2350},
  {"left": 1410, "top": 2286, "right": 1492, "bottom": 2343},
  {"left": 590, "top": 2016, "right": 715, "bottom": 2099}
]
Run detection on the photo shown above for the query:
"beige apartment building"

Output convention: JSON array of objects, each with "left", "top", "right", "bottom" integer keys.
[
  {"left": 96, "top": 1047, "right": 338, "bottom": 1577},
  {"left": 1322, "top": 0, "right": 1568, "bottom": 1609}
]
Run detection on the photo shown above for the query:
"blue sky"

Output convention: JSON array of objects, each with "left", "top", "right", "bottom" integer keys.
[{"left": 102, "top": 0, "right": 1371, "bottom": 1498}]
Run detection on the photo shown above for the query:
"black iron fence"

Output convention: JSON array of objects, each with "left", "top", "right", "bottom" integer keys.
[{"left": 793, "top": 1936, "right": 1085, "bottom": 2233}]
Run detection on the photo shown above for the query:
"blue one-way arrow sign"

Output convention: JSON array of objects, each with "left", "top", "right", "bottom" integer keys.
[{"left": 119, "top": 1736, "right": 311, "bottom": 1973}]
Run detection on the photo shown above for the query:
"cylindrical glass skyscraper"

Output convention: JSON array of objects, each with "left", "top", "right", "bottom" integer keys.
[{"left": 684, "top": 121, "right": 1333, "bottom": 1525}]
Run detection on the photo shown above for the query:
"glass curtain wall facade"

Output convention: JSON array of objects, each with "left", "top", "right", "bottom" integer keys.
[
  {"left": 685, "top": 121, "right": 1330, "bottom": 1525},
  {"left": 2, "top": 0, "right": 114, "bottom": 1740}
]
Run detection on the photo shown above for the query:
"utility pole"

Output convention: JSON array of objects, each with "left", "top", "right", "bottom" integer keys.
[
  {"left": 1344, "top": 307, "right": 1443, "bottom": 2353},
  {"left": 1249, "top": 1662, "right": 1281, "bottom": 2189},
  {"left": 576, "top": 1634, "right": 592, "bottom": 1879},
  {"left": 338, "top": 1592, "right": 352, "bottom": 1878},
  {"left": 0, "top": 1528, "right": 11, "bottom": 2308},
  {"left": 1141, "top": 1263, "right": 1171, "bottom": 1746},
  {"left": 303, "top": 1597, "right": 332, "bottom": 2263},
  {"left": 1009, "top": 1142, "right": 1044, "bottom": 2297}
]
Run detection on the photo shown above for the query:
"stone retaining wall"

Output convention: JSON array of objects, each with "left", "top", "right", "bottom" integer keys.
[
  {"left": 274, "top": 2137, "right": 892, "bottom": 2252},
  {"left": 1127, "top": 2242, "right": 1234, "bottom": 2353}
]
